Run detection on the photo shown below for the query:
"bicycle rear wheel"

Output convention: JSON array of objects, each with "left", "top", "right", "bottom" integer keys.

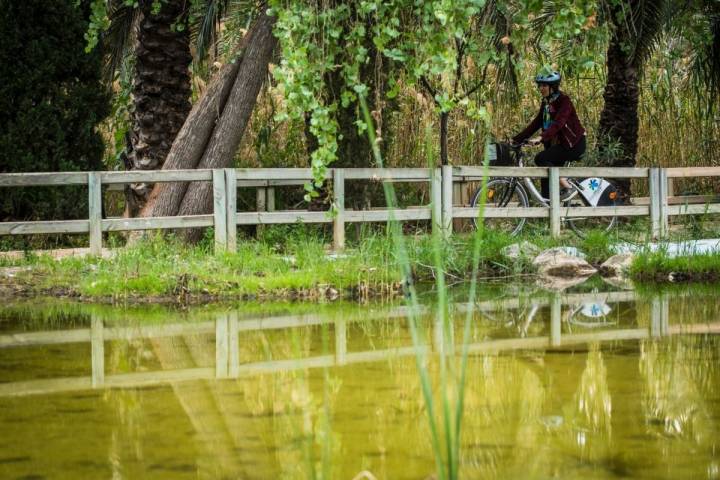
[
  {"left": 471, "top": 178, "right": 528, "bottom": 236},
  {"left": 565, "top": 182, "right": 619, "bottom": 238}
]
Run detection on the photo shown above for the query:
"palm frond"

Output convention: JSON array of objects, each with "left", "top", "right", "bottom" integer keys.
[
  {"left": 624, "top": 0, "right": 674, "bottom": 66},
  {"left": 528, "top": 1, "right": 605, "bottom": 69},
  {"left": 192, "top": 0, "right": 230, "bottom": 61},
  {"left": 103, "top": 0, "right": 139, "bottom": 82},
  {"left": 689, "top": 4, "right": 720, "bottom": 110},
  {"left": 477, "top": 0, "right": 519, "bottom": 102},
  {"left": 529, "top": 0, "right": 560, "bottom": 48},
  {"left": 189, "top": 0, "right": 258, "bottom": 64}
]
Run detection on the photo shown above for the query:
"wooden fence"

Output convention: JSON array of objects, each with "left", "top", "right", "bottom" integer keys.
[{"left": 1, "top": 166, "right": 720, "bottom": 254}]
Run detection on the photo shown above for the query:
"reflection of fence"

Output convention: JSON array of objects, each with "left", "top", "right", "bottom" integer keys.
[
  {"left": 2, "top": 292, "right": 718, "bottom": 398},
  {"left": 2, "top": 166, "right": 719, "bottom": 253}
]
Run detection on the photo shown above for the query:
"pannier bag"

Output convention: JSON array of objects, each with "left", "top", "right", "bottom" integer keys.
[
  {"left": 577, "top": 178, "right": 618, "bottom": 206},
  {"left": 484, "top": 142, "right": 514, "bottom": 166}
]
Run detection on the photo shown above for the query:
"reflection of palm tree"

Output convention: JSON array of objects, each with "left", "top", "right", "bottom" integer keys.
[
  {"left": 105, "top": 330, "right": 146, "bottom": 478},
  {"left": 640, "top": 339, "right": 712, "bottom": 440},
  {"left": 548, "top": 345, "right": 619, "bottom": 475},
  {"left": 149, "top": 331, "right": 244, "bottom": 477},
  {"left": 459, "top": 355, "right": 547, "bottom": 478},
  {"left": 572, "top": 344, "right": 612, "bottom": 434},
  {"left": 242, "top": 325, "right": 342, "bottom": 480}
]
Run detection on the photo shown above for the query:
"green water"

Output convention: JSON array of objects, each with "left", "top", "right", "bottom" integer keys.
[{"left": 1, "top": 288, "right": 719, "bottom": 479}]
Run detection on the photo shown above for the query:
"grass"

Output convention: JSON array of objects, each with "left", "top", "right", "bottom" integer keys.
[
  {"left": 579, "top": 230, "right": 615, "bottom": 266},
  {"left": 630, "top": 249, "right": 720, "bottom": 282},
  {"left": 3, "top": 223, "right": 720, "bottom": 302},
  {"left": 0, "top": 233, "right": 404, "bottom": 300}
]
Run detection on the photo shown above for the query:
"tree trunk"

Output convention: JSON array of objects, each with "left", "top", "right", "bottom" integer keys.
[
  {"left": 439, "top": 111, "right": 449, "bottom": 166},
  {"left": 598, "top": 3, "right": 642, "bottom": 196},
  {"left": 139, "top": 10, "right": 277, "bottom": 239},
  {"left": 125, "top": 0, "right": 192, "bottom": 216},
  {"left": 139, "top": 60, "right": 242, "bottom": 219}
]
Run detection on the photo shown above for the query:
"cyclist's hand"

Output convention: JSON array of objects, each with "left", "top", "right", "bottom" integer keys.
[{"left": 527, "top": 137, "right": 542, "bottom": 146}]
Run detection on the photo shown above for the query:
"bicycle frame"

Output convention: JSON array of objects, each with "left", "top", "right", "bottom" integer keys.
[
  {"left": 514, "top": 147, "right": 583, "bottom": 206},
  {"left": 513, "top": 148, "right": 549, "bottom": 206}
]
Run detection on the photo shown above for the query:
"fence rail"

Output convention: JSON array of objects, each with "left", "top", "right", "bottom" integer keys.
[{"left": 2, "top": 166, "right": 720, "bottom": 254}]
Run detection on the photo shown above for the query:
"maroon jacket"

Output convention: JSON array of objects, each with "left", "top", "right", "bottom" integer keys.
[{"left": 513, "top": 92, "right": 585, "bottom": 149}]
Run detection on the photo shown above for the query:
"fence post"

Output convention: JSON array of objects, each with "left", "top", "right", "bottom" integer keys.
[
  {"left": 649, "top": 167, "right": 665, "bottom": 239},
  {"left": 660, "top": 168, "right": 669, "bottom": 237},
  {"left": 256, "top": 185, "right": 268, "bottom": 238},
  {"left": 650, "top": 293, "right": 670, "bottom": 338},
  {"left": 88, "top": 172, "right": 102, "bottom": 255},
  {"left": 91, "top": 315, "right": 104, "bottom": 387},
  {"left": 256, "top": 187, "right": 267, "bottom": 211},
  {"left": 335, "top": 318, "right": 347, "bottom": 366},
  {"left": 549, "top": 168, "right": 561, "bottom": 239},
  {"left": 431, "top": 168, "right": 442, "bottom": 236},
  {"left": 441, "top": 165, "right": 453, "bottom": 239},
  {"left": 228, "top": 312, "right": 239, "bottom": 378},
  {"left": 224, "top": 168, "right": 237, "bottom": 252},
  {"left": 452, "top": 181, "right": 465, "bottom": 231},
  {"left": 212, "top": 169, "right": 227, "bottom": 253},
  {"left": 267, "top": 187, "right": 276, "bottom": 211},
  {"left": 215, "top": 314, "right": 229, "bottom": 378},
  {"left": 550, "top": 294, "right": 562, "bottom": 347},
  {"left": 333, "top": 169, "right": 345, "bottom": 251}
]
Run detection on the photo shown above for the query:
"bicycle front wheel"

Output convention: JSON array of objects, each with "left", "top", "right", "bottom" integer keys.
[
  {"left": 471, "top": 178, "right": 528, "bottom": 236},
  {"left": 565, "top": 184, "right": 619, "bottom": 238}
]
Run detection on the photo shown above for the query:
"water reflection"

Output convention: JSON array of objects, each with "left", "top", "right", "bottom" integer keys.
[{"left": 0, "top": 289, "right": 719, "bottom": 479}]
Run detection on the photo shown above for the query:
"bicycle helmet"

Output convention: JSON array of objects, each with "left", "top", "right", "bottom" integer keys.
[{"left": 534, "top": 71, "right": 561, "bottom": 86}]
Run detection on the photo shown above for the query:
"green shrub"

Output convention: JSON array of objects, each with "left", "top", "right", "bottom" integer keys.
[{"left": 0, "top": 0, "right": 110, "bottom": 221}]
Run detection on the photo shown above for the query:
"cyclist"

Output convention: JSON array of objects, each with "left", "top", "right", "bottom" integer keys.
[{"left": 512, "top": 70, "right": 586, "bottom": 198}]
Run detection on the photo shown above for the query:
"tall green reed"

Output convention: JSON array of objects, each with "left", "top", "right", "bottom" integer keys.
[{"left": 360, "top": 96, "right": 493, "bottom": 479}]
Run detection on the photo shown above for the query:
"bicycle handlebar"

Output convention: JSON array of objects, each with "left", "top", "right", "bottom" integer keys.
[{"left": 510, "top": 139, "right": 542, "bottom": 148}]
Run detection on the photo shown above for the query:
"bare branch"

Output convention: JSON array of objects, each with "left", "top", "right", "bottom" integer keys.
[
  {"left": 453, "top": 37, "right": 467, "bottom": 95},
  {"left": 420, "top": 76, "right": 440, "bottom": 105}
]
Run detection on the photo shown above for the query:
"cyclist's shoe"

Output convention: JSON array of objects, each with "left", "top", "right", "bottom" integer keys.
[{"left": 559, "top": 187, "right": 574, "bottom": 200}]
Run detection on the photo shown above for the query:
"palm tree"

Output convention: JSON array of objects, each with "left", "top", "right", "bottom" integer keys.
[
  {"left": 597, "top": 0, "right": 670, "bottom": 195},
  {"left": 129, "top": 1, "right": 193, "bottom": 215},
  {"left": 103, "top": 0, "right": 236, "bottom": 216}
]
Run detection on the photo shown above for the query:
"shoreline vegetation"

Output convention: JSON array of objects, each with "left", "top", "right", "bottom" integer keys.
[{"left": 2, "top": 229, "right": 720, "bottom": 304}]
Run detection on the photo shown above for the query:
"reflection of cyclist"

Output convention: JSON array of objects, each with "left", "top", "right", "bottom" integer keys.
[{"left": 512, "top": 70, "right": 586, "bottom": 198}]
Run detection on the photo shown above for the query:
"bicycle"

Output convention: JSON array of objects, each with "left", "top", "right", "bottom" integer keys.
[{"left": 470, "top": 142, "right": 620, "bottom": 238}]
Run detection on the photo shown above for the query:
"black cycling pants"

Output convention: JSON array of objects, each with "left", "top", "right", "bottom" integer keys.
[{"left": 534, "top": 135, "right": 586, "bottom": 198}]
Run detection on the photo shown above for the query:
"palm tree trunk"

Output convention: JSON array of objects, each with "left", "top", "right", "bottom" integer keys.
[
  {"left": 125, "top": 0, "right": 192, "bottom": 216},
  {"left": 176, "top": 11, "right": 277, "bottom": 243},
  {"left": 598, "top": 3, "right": 643, "bottom": 197},
  {"left": 137, "top": 10, "right": 277, "bottom": 244},
  {"left": 139, "top": 59, "right": 242, "bottom": 219}
]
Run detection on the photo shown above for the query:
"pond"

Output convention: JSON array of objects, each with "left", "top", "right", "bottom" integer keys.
[{"left": 1, "top": 286, "right": 719, "bottom": 479}]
